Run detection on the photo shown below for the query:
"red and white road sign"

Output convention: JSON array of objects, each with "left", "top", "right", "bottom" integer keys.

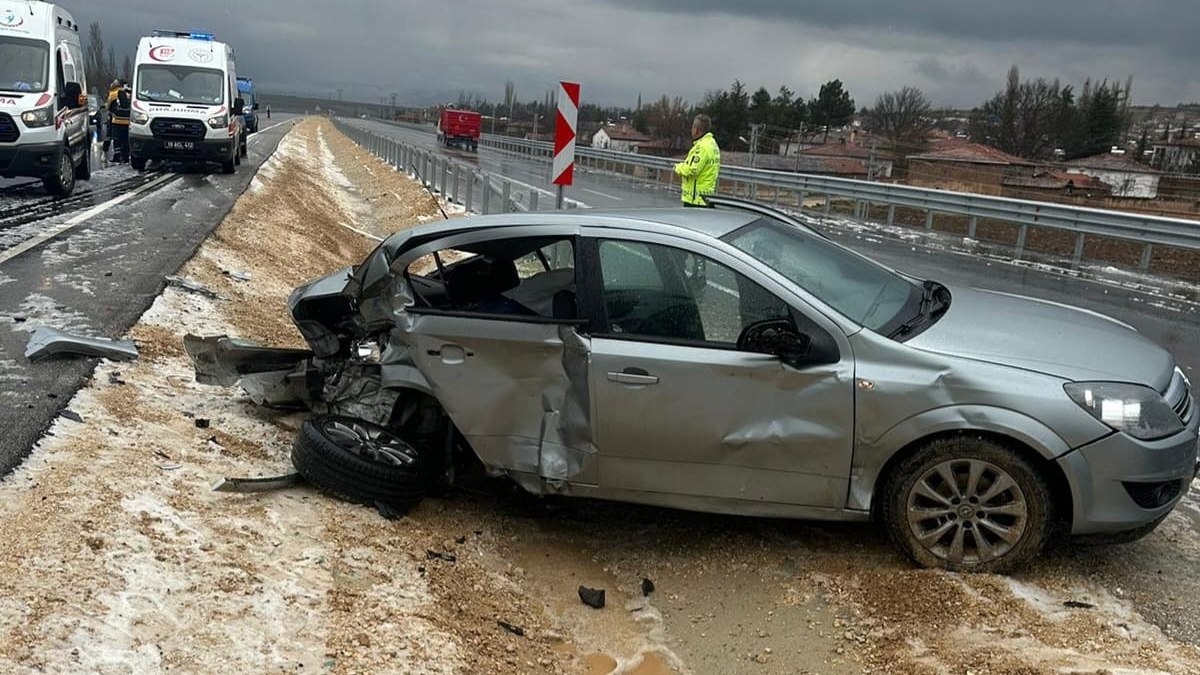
[{"left": 552, "top": 81, "right": 580, "bottom": 186}]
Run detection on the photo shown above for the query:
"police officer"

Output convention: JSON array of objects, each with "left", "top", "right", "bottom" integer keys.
[
  {"left": 107, "top": 80, "right": 131, "bottom": 163},
  {"left": 674, "top": 114, "right": 720, "bottom": 207}
]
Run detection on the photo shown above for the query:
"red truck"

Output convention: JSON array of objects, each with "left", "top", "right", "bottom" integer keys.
[{"left": 437, "top": 108, "right": 481, "bottom": 152}]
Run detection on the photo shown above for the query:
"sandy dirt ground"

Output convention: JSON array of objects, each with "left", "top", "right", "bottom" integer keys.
[{"left": 2, "top": 117, "right": 1200, "bottom": 675}]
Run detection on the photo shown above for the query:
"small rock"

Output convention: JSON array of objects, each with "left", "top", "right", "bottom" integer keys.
[
  {"left": 578, "top": 586, "right": 605, "bottom": 609},
  {"left": 356, "top": 634, "right": 370, "bottom": 647},
  {"left": 194, "top": 418, "right": 210, "bottom": 429},
  {"left": 426, "top": 549, "right": 457, "bottom": 563},
  {"left": 60, "top": 410, "right": 83, "bottom": 423},
  {"left": 641, "top": 578, "right": 655, "bottom": 596},
  {"left": 498, "top": 620, "right": 524, "bottom": 637},
  {"left": 1064, "top": 600, "right": 1095, "bottom": 609},
  {"left": 455, "top": 535, "right": 467, "bottom": 544}
]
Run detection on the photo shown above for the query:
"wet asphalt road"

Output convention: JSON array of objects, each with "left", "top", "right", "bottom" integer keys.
[{"left": 0, "top": 116, "right": 297, "bottom": 474}]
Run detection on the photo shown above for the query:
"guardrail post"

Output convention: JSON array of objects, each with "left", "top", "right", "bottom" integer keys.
[
  {"left": 530, "top": 190, "right": 539, "bottom": 211},
  {"left": 798, "top": 191, "right": 807, "bottom": 209},
  {"left": 1139, "top": 244, "right": 1154, "bottom": 271},
  {"left": 482, "top": 178, "right": 492, "bottom": 213},
  {"left": 968, "top": 216, "right": 977, "bottom": 239},
  {"left": 1072, "top": 233, "right": 1086, "bottom": 268},
  {"left": 925, "top": 210, "right": 935, "bottom": 231},
  {"left": 887, "top": 205, "right": 896, "bottom": 226},
  {"left": 440, "top": 158, "right": 448, "bottom": 195},
  {"left": 824, "top": 196, "right": 832, "bottom": 215},
  {"left": 465, "top": 173, "right": 475, "bottom": 212},
  {"left": 1015, "top": 225, "right": 1028, "bottom": 260},
  {"left": 452, "top": 166, "right": 461, "bottom": 204},
  {"left": 502, "top": 180, "right": 512, "bottom": 212}
]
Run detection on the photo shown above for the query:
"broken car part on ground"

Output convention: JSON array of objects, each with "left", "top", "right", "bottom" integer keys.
[
  {"left": 25, "top": 326, "right": 140, "bottom": 362},
  {"left": 188, "top": 196, "right": 1199, "bottom": 574}
]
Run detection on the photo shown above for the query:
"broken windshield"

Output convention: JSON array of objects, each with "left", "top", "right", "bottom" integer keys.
[
  {"left": 0, "top": 37, "right": 49, "bottom": 93},
  {"left": 136, "top": 64, "right": 224, "bottom": 105}
]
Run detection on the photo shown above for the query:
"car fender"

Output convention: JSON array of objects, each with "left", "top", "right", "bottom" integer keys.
[{"left": 847, "top": 404, "right": 1076, "bottom": 512}]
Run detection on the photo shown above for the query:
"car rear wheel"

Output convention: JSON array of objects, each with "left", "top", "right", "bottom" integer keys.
[
  {"left": 292, "top": 415, "right": 431, "bottom": 508},
  {"left": 881, "top": 436, "right": 1053, "bottom": 573},
  {"left": 222, "top": 158, "right": 236, "bottom": 174}
]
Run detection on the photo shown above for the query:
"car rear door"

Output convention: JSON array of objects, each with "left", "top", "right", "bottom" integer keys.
[{"left": 582, "top": 230, "right": 856, "bottom": 509}]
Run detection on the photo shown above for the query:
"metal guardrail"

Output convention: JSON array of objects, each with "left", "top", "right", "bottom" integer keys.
[
  {"left": 333, "top": 119, "right": 567, "bottom": 215},
  {"left": 353, "top": 119, "right": 1200, "bottom": 270}
]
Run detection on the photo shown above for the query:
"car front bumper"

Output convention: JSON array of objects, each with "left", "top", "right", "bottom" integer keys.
[
  {"left": 1058, "top": 409, "right": 1200, "bottom": 535},
  {"left": 129, "top": 135, "right": 235, "bottom": 163},
  {"left": 0, "top": 141, "right": 63, "bottom": 179}
]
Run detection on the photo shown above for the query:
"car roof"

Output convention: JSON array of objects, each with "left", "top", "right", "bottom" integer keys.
[{"left": 400, "top": 207, "right": 760, "bottom": 244}]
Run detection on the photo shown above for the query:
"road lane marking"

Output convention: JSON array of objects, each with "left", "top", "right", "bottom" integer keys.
[
  {"left": 0, "top": 173, "right": 177, "bottom": 266},
  {"left": 582, "top": 188, "right": 623, "bottom": 201}
]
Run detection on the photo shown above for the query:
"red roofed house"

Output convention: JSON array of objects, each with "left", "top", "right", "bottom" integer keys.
[
  {"left": 592, "top": 125, "right": 652, "bottom": 153},
  {"left": 906, "top": 141, "right": 1035, "bottom": 195},
  {"left": 800, "top": 142, "right": 895, "bottom": 178},
  {"left": 1064, "top": 153, "right": 1161, "bottom": 199}
]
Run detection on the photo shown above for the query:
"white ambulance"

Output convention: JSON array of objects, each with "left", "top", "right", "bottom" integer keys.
[
  {"left": 129, "top": 30, "right": 246, "bottom": 174},
  {"left": 0, "top": 1, "right": 91, "bottom": 196}
]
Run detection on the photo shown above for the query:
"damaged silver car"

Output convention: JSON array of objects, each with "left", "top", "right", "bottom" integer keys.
[{"left": 188, "top": 197, "right": 1199, "bottom": 573}]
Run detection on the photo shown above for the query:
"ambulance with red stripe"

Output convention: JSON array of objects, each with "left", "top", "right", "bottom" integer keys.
[
  {"left": 0, "top": 1, "right": 91, "bottom": 196},
  {"left": 129, "top": 30, "right": 247, "bottom": 174}
]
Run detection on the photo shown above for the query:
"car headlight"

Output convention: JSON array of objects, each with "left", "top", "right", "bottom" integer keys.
[
  {"left": 131, "top": 110, "right": 149, "bottom": 125},
  {"left": 1065, "top": 382, "right": 1184, "bottom": 441},
  {"left": 207, "top": 113, "right": 228, "bottom": 129},
  {"left": 20, "top": 106, "right": 53, "bottom": 128}
]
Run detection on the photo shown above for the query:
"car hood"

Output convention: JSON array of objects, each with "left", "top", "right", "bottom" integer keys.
[{"left": 906, "top": 286, "right": 1175, "bottom": 390}]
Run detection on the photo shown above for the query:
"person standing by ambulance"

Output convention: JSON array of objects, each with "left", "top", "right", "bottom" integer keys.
[
  {"left": 107, "top": 80, "right": 132, "bottom": 163},
  {"left": 674, "top": 114, "right": 720, "bottom": 207}
]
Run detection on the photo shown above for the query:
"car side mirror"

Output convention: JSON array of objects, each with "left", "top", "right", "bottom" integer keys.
[
  {"left": 738, "top": 319, "right": 812, "bottom": 365},
  {"left": 233, "top": 97, "right": 245, "bottom": 115},
  {"left": 63, "top": 82, "right": 84, "bottom": 109}
]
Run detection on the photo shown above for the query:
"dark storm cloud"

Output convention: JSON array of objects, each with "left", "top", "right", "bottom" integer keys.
[{"left": 72, "top": 1, "right": 1200, "bottom": 110}]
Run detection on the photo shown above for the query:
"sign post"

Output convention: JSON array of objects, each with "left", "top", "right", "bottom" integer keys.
[{"left": 552, "top": 81, "right": 580, "bottom": 209}]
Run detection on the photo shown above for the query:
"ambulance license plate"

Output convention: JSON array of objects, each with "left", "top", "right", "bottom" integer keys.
[{"left": 165, "top": 141, "right": 194, "bottom": 150}]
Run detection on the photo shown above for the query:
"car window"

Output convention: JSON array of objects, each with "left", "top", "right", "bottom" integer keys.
[
  {"left": 407, "top": 237, "right": 577, "bottom": 321},
  {"left": 597, "top": 239, "right": 791, "bottom": 347}
]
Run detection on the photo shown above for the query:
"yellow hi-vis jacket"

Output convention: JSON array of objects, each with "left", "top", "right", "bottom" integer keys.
[{"left": 674, "top": 132, "right": 720, "bottom": 205}]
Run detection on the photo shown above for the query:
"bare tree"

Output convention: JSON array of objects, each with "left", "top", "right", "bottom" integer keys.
[
  {"left": 84, "top": 22, "right": 110, "bottom": 94},
  {"left": 866, "top": 86, "right": 933, "bottom": 153},
  {"left": 646, "top": 95, "right": 692, "bottom": 151}
]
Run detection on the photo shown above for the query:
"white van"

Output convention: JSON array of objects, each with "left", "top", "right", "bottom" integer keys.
[
  {"left": 128, "top": 30, "right": 247, "bottom": 174},
  {"left": 0, "top": 1, "right": 91, "bottom": 196}
]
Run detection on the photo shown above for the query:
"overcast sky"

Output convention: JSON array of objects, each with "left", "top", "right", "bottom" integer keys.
[{"left": 82, "top": 0, "right": 1200, "bottom": 110}]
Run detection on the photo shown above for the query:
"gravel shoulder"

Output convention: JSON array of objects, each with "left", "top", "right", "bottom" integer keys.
[{"left": 1, "top": 117, "right": 1198, "bottom": 675}]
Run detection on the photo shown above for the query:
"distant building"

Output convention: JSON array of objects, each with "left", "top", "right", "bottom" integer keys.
[
  {"left": 1002, "top": 170, "right": 1111, "bottom": 199},
  {"left": 720, "top": 151, "right": 869, "bottom": 178},
  {"left": 1064, "top": 153, "right": 1161, "bottom": 199},
  {"left": 907, "top": 141, "right": 1035, "bottom": 195},
  {"left": 1151, "top": 138, "right": 1200, "bottom": 174},
  {"left": 800, "top": 142, "right": 895, "bottom": 178},
  {"left": 592, "top": 125, "right": 652, "bottom": 153}
]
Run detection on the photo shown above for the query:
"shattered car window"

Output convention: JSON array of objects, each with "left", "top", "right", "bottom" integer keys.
[
  {"left": 407, "top": 237, "right": 577, "bottom": 320},
  {"left": 597, "top": 239, "right": 790, "bottom": 346}
]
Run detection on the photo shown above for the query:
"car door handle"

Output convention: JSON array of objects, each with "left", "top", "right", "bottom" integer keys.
[{"left": 607, "top": 369, "right": 659, "bottom": 386}]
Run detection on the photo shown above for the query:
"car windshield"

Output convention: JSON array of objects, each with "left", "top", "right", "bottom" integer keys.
[
  {"left": 0, "top": 37, "right": 49, "bottom": 93},
  {"left": 136, "top": 65, "right": 224, "bottom": 105},
  {"left": 725, "top": 216, "right": 919, "bottom": 333}
]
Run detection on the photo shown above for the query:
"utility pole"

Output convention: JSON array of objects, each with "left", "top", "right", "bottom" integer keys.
[
  {"left": 390, "top": 93, "right": 398, "bottom": 119},
  {"left": 749, "top": 123, "right": 763, "bottom": 168},
  {"left": 868, "top": 139, "right": 878, "bottom": 181}
]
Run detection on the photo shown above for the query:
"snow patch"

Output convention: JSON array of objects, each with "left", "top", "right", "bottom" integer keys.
[{"left": 4, "top": 293, "right": 93, "bottom": 334}]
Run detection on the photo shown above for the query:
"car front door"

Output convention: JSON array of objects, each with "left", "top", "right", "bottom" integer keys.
[{"left": 584, "top": 232, "right": 855, "bottom": 509}]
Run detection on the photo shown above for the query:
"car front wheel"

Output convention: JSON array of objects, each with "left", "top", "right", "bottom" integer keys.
[
  {"left": 881, "top": 436, "right": 1053, "bottom": 573},
  {"left": 292, "top": 415, "right": 432, "bottom": 509}
]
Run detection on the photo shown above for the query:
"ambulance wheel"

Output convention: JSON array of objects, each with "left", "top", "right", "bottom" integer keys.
[
  {"left": 222, "top": 159, "right": 236, "bottom": 174},
  {"left": 44, "top": 147, "right": 76, "bottom": 197}
]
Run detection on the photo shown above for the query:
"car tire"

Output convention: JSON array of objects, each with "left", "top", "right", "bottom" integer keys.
[
  {"left": 239, "top": 138, "right": 248, "bottom": 158},
  {"left": 880, "top": 435, "right": 1053, "bottom": 573},
  {"left": 131, "top": 157, "right": 147, "bottom": 172},
  {"left": 292, "top": 415, "right": 430, "bottom": 508},
  {"left": 43, "top": 147, "right": 76, "bottom": 197},
  {"left": 222, "top": 158, "right": 236, "bottom": 174},
  {"left": 74, "top": 143, "right": 91, "bottom": 181}
]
